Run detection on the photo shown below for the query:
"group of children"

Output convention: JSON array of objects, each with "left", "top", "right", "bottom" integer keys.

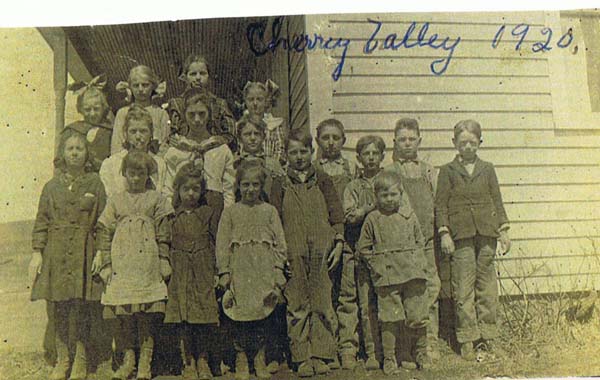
[{"left": 28, "top": 53, "right": 512, "bottom": 380}]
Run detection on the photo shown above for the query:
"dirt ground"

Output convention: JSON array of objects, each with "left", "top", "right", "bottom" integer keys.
[{"left": 1, "top": 245, "right": 600, "bottom": 380}]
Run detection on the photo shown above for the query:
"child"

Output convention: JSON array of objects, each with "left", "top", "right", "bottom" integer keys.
[
  {"left": 216, "top": 160, "right": 288, "bottom": 380},
  {"left": 343, "top": 135, "right": 386, "bottom": 371},
  {"left": 167, "top": 53, "right": 236, "bottom": 151},
  {"left": 356, "top": 171, "right": 430, "bottom": 375},
  {"left": 30, "top": 129, "right": 106, "bottom": 380},
  {"left": 112, "top": 65, "right": 170, "bottom": 155},
  {"left": 270, "top": 129, "right": 344, "bottom": 377},
  {"left": 165, "top": 164, "right": 219, "bottom": 380},
  {"left": 100, "top": 105, "right": 169, "bottom": 199},
  {"left": 385, "top": 118, "right": 441, "bottom": 365},
  {"left": 95, "top": 151, "right": 174, "bottom": 380},
  {"left": 163, "top": 90, "right": 236, "bottom": 218},
  {"left": 313, "top": 118, "right": 359, "bottom": 370},
  {"left": 435, "top": 120, "right": 511, "bottom": 361},
  {"left": 62, "top": 75, "right": 113, "bottom": 172},
  {"left": 242, "top": 80, "right": 288, "bottom": 164},
  {"left": 234, "top": 115, "right": 287, "bottom": 372},
  {"left": 234, "top": 115, "right": 285, "bottom": 196}
]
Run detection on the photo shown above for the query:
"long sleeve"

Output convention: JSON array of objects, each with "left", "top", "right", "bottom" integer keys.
[
  {"left": 96, "top": 197, "right": 118, "bottom": 266},
  {"left": 343, "top": 182, "right": 363, "bottom": 225},
  {"left": 111, "top": 107, "right": 127, "bottom": 155},
  {"left": 203, "top": 144, "right": 235, "bottom": 207},
  {"left": 32, "top": 183, "right": 51, "bottom": 252},
  {"left": 317, "top": 174, "right": 345, "bottom": 235},
  {"left": 487, "top": 164, "right": 509, "bottom": 226},
  {"left": 269, "top": 176, "right": 284, "bottom": 218},
  {"left": 270, "top": 206, "right": 288, "bottom": 269},
  {"left": 154, "top": 194, "right": 174, "bottom": 260},
  {"left": 356, "top": 216, "right": 374, "bottom": 257},
  {"left": 221, "top": 148, "right": 236, "bottom": 208},
  {"left": 156, "top": 215, "right": 172, "bottom": 261},
  {"left": 435, "top": 165, "right": 451, "bottom": 230},
  {"left": 215, "top": 206, "right": 233, "bottom": 275}
]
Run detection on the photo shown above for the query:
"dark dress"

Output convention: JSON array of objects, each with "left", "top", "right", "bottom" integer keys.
[
  {"left": 31, "top": 172, "right": 106, "bottom": 302},
  {"left": 165, "top": 206, "right": 220, "bottom": 324}
]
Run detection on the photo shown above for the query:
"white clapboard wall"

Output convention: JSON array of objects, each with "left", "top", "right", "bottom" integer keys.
[{"left": 304, "top": 12, "right": 600, "bottom": 296}]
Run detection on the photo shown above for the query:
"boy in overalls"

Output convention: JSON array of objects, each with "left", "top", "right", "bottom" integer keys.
[
  {"left": 385, "top": 118, "right": 441, "bottom": 368},
  {"left": 313, "top": 119, "right": 359, "bottom": 370}
]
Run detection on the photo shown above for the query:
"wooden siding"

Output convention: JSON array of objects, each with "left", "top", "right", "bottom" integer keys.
[{"left": 305, "top": 12, "right": 600, "bottom": 295}]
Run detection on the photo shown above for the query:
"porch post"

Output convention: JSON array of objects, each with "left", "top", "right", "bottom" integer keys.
[{"left": 52, "top": 29, "right": 68, "bottom": 158}]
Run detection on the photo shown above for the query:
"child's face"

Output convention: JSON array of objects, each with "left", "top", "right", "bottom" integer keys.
[
  {"left": 130, "top": 74, "right": 154, "bottom": 103},
  {"left": 63, "top": 136, "right": 87, "bottom": 169},
  {"left": 317, "top": 125, "right": 345, "bottom": 159},
  {"left": 394, "top": 128, "right": 422, "bottom": 160},
  {"left": 125, "top": 166, "right": 148, "bottom": 193},
  {"left": 376, "top": 183, "right": 402, "bottom": 213},
  {"left": 287, "top": 139, "right": 312, "bottom": 171},
  {"left": 357, "top": 143, "right": 384, "bottom": 172},
  {"left": 185, "top": 62, "right": 209, "bottom": 89},
  {"left": 245, "top": 87, "right": 268, "bottom": 116},
  {"left": 179, "top": 178, "right": 203, "bottom": 209},
  {"left": 81, "top": 94, "right": 106, "bottom": 125},
  {"left": 239, "top": 171, "right": 263, "bottom": 205},
  {"left": 185, "top": 102, "right": 210, "bottom": 130},
  {"left": 239, "top": 124, "right": 265, "bottom": 154},
  {"left": 126, "top": 120, "right": 152, "bottom": 151},
  {"left": 453, "top": 130, "right": 481, "bottom": 162}
]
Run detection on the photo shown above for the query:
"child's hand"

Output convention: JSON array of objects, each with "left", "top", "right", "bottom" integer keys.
[
  {"left": 159, "top": 258, "right": 172, "bottom": 282},
  {"left": 498, "top": 231, "right": 511, "bottom": 256},
  {"left": 441, "top": 233, "right": 456, "bottom": 256},
  {"left": 28, "top": 251, "right": 42, "bottom": 285},
  {"left": 99, "top": 264, "right": 112, "bottom": 285},
  {"left": 91, "top": 251, "right": 103, "bottom": 275},
  {"left": 217, "top": 273, "right": 231, "bottom": 290},
  {"left": 327, "top": 242, "right": 343, "bottom": 271}
]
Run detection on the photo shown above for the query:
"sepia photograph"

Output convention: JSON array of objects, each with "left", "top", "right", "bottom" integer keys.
[{"left": 0, "top": 2, "right": 599, "bottom": 379}]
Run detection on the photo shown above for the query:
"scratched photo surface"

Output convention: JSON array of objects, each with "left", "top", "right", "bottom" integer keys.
[{"left": 1, "top": 10, "right": 599, "bottom": 380}]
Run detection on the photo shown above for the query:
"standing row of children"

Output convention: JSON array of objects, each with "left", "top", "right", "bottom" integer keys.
[{"left": 29, "top": 51, "right": 512, "bottom": 380}]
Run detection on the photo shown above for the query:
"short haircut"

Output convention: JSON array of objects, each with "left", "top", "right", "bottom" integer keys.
[
  {"left": 374, "top": 171, "right": 402, "bottom": 195},
  {"left": 128, "top": 65, "right": 160, "bottom": 87},
  {"left": 172, "top": 163, "right": 206, "bottom": 209},
  {"left": 236, "top": 115, "right": 266, "bottom": 139},
  {"left": 453, "top": 119, "right": 482, "bottom": 140},
  {"left": 236, "top": 159, "right": 267, "bottom": 188},
  {"left": 76, "top": 87, "right": 109, "bottom": 117},
  {"left": 235, "top": 160, "right": 269, "bottom": 202},
  {"left": 183, "top": 89, "right": 213, "bottom": 117},
  {"left": 316, "top": 118, "right": 345, "bottom": 138},
  {"left": 394, "top": 118, "right": 420, "bottom": 136},
  {"left": 120, "top": 150, "right": 158, "bottom": 181},
  {"left": 124, "top": 105, "right": 154, "bottom": 135},
  {"left": 54, "top": 128, "right": 92, "bottom": 172},
  {"left": 182, "top": 53, "right": 210, "bottom": 76},
  {"left": 355, "top": 135, "right": 386, "bottom": 155},
  {"left": 243, "top": 81, "right": 268, "bottom": 99},
  {"left": 285, "top": 128, "right": 313, "bottom": 151}
]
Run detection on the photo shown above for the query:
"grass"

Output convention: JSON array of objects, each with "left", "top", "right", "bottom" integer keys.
[{"left": 1, "top": 243, "right": 600, "bottom": 379}]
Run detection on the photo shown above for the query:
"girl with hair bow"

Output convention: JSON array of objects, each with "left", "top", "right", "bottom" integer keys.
[
  {"left": 241, "top": 79, "right": 289, "bottom": 165},
  {"left": 60, "top": 74, "right": 114, "bottom": 172},
  {"left": 111, "top": 65, "right": 170, "bottom": 156}
]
